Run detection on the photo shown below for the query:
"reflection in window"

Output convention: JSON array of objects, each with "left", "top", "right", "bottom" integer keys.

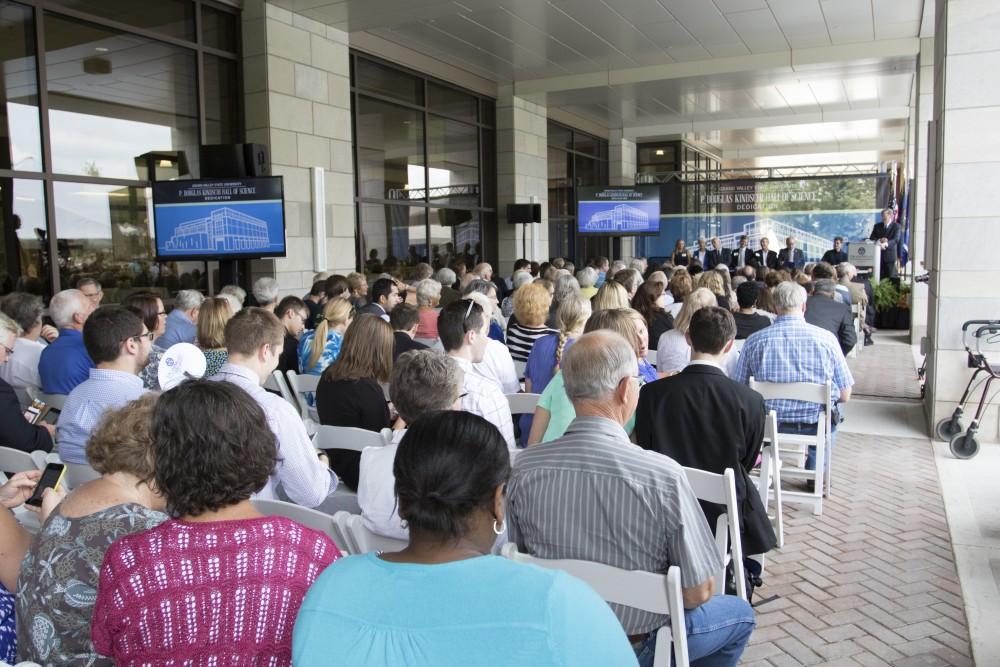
[
  {"left": 429, "top": 208, "right": 479, "bottom": 269},
  {"left": 201, "top": 5, "right": 237, "bottom": 52},
  {"left": 45, "top": 14, "right": 199, "bottom": 179},
  {"left": 0, "top": 179, "right": 46, "bottom": 294},
  {"left": 203, "top": 54, "right": 240, "bottom": 146},
  {"left": 356, "top": 96, "right": 423, "bottom": 201},
  {"left": 426, "top": 116, "right": 478, "bottom": 208},
  {"left": 0, "top": 3, "right": 41, "bottom": 172},
  {"left": 354, "top": 59, "right": 423, "bottom": 105},
  {"left": 427, "top": 83, "right": 477, "bottom": 121},
  {"left": 359, "top": 203, "right": 425, "bottom": 277},
  {"left": 47, "top": 0, "right": 196, "bottom": 40}
]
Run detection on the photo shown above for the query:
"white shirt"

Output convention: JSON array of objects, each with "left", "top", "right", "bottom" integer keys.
[
  {"left": 472, "top": 339, "right": 521, "bottom": 395},
  {"left": 210, "top": 363, "right": 336, "bottom": 507},
  {"left": 0, "top": 337, "right": 44, "bottom": 391},
  {"left": 667, "top": 302, "right": 683, "bottom": 318},
  {"left": 452, "top": 356, "right": 516, "bottom": 448},
  {"left": 656, "top": 330, "right": 740, "bottom": 376},
  {"left": 358, "top": 429, "right": 408, "bottom": 540}
]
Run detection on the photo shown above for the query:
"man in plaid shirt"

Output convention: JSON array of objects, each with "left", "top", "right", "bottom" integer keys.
[{"left": 734, "top": 281, "right": 854, "bottom": 471}]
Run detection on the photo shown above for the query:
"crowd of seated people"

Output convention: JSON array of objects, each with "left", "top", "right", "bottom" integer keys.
[{"left": 0, "top": 248, "right": 873, "bottom": 665}]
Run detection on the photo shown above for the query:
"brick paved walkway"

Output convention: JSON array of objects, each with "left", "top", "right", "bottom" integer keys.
[
  {"left": 743, "top": 431, "right": 972, "bottom": 666},
  {"left": 847, "top": 331, "right": 923, "bottom": 400}
]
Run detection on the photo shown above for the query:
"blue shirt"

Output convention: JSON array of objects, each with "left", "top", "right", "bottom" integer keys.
[
  {"left": 157, "top": 309, "right": 197, "bottom": 350},
  {"left": 38, "top": 329, "right": 93, "bottom": 394},
  {"left": 733, "top": 314, "right": 854, "bottom": 424},
  {"left": 57, "top": 369, "right": 145, "bottom": 464},
  {"left": 297, "top": 329, "right": 343, "bottom": 376},
  {"left": 293, "top": 553, "right": 637, "bottom": 666}
]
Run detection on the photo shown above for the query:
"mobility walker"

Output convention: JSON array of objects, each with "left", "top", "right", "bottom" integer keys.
[{"left": 935, "top": 319, "right": 1000, "bottom": 459}]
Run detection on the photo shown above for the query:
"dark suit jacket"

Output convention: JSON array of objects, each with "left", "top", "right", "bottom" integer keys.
[
  {"left": 0, "top": 377, "right": 52, "bottom": 453},
  {"left": 805, "top": 295, "right": 857, "bottom": 356},
  {"left": 777, "top": 247, "right": 804, "bottom": 270},
  {"left": 278, "top": 332, "right": 300, "bottom": 375},
  {"left": 634, "top": 364, "right": 777, "bottom": 554},
  {"left": 706, "top": 248, "right": 729, "bottom": 270},
  {"left": 729, "top": 246, "right": 753, "bottom": 270},
  {"left": 869, "top": 222, "right": 901, "bottom": 277},
  {"left": 393, "top": 331, "right": 428, "bottom": 361},
  {"left": 751, "top": 249, "right": 778, "bottom": 270},
  {"left": 357, "top": 302, "right": 388, "bottom": 319}
]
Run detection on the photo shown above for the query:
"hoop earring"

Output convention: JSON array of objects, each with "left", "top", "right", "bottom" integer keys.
[{"left": 492, "top": 518, "right": 506, "bottom": 535}]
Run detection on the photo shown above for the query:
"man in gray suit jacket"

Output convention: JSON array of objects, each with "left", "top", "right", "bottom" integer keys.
[{"left": 805, "top": 279, "right": 857, "bottom": 356}]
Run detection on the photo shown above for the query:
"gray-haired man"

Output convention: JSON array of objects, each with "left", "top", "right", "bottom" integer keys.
[{"left": 508, "top": 330, "right": 755, "bottom": 666}]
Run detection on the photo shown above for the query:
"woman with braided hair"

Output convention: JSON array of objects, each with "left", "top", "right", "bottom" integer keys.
[{"left": 523, "top": 294, "right": 591, "bottom": 396}]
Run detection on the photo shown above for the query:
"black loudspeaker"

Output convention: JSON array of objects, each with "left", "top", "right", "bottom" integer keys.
[
  {"left": 507, "top": 203, "right": 541, "bottom": 224},
  {"left": 199, "top": 143, "right": 271, "bottom": 178}
]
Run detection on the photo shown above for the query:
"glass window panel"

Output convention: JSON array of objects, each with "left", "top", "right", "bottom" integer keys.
[
  {"left": 356, "top": 96, "right": 424, "bottom": 201},
  {"left": 480, "top": 99, "right": 495, "bottom": 127},
  {"left": 201, "top": 5, "right": 237, "bottom": 52},
  {"left": 0, "top": 179, "right": 47, "bottom": 295},
  {"left": 203, "top": 54, "right": 240, "bottom": 147},
  {"left": 360, "top": 203, "right": 424, "bottom": 275},
  {"left": 429, "top": 208, "right": 479, "bottom": 269},
  {"left": 548, "top": 220, "right": 570, "bottom": 261},
  {"left": 0, "top": 3, "right": 41, "bottom": 173},
  {"left": 45, "top": 14, "right": 199, "bottom": 180},
  {"left": 574, "top": 133, "right": 598, "bottom": 157},
  {"left": 547, "top": 122, "right": 571, "bottom": 150},
  {"left": 547, "top": 147, "right": 571, "bottom": 219},
  {"left": 427, "top": 82, "right": 477, "bottom": 121},
  {"left": 426, "top": 116, "right": 478, "bottom": 208},
  {"left": 574, "top": 154, "right": 598, "bottom": 187},
  {"left": 48, "top": 0, "right": 195, "bottom": 41},
  {"left": 480, "top": 128, "right": 495, "bottom": 210},
  {"left": 354, "top": 58, "right": 422, "bottom": 105}
]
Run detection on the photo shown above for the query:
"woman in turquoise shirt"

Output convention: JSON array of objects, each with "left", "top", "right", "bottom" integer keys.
[{"left": 293, "top": 411, "right": 637, "bottom": 667}]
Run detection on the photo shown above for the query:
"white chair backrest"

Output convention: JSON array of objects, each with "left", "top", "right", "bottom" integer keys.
[
  {"left": 314, "top": 425, "right": 389, "bottom": 453},
  {"left": 505, "top": 392, "right": 540, "bottom": 415},
  {"left": 0, "top": 446, "right": 43, "bottom": 474},
  {"left": 38, "top": 392, "right": 66, "bottom": 411},
  {"left": 513, "top": 359, "right": 527, "bottom": 381},
  {"left": 730, "top": 338, "right": 746, "bottom": 354},
  {"left": 501, "top": 544, "right": 688, "bottom": 667},
  {"left": 285, "top": 370, "right": 319, "bottom": 418},
  {"left": 748, "top": 378, "right": 830, "bottom": 408},
  {"left": 344, "top": 513, "right": 407, "bottom": 553},
  {"left": 266, "top": 370, "right": 298, "bottom": 411},
  {"left": 251, "top": 498, "right": 344, "bottom": 548},
  {"left": 682, "top": 467, "right": 747, "bottom": 601},
  {"left": 331, "top": 511, "right": 355, "bottom": 554},
  {"left": 64, "top": 462, "right": 100, "bottom": 490}
]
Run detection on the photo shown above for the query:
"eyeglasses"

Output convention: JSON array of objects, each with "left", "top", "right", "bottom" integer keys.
[{"left": 129, "top": 331, "right": 155, "bottom": 343}]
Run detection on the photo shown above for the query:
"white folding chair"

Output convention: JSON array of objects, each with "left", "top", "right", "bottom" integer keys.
[
  {"left": 265, "top": 370, "right": 299, "bottom": 412},
  {"left": 414, "top": 337, "right": 443, "bottom": 351},
  {"left": 730, "top": 338, "right": 746, "bottom": 354},
  {"left": 313, "top": 425, "right": 391, "bottom": 453},
  {"left": 749, "top": 378, "right": 832, "bottom": 516},
  {"left": 513, "top": 359, "right": 527, "bottom": 382},
  {"left": 682, "top": 467, "right": 747, "bottom": 601},
  {"left": 752, "top": 410, "right": 784, "bottom": 548},
  {"left": 65, "top": 462, "right": 100, "bottom": 490},
  {"left": 0, "top": 446, "right": 44, "bottom": 477},
  {"left": 502, "top": 544, "right": 688, "bottom": 667},
  {"left": 331, "top": 511, "right": 355, "bottom": 554},
  {"left": 343, "top": 513, "right": 407, "bottom": 553},
  {"left": 285, "top": 370, "right": 319, "bottom": 420},
  {"left": 38, "top": 392, "right": 67, "bottom": 412},
  {"left": 849, "top": 305, "right": 862, "bottom": 358},
  {"left": 505, "top": 392, "right": 540, "bottom": 416},
  {"left": 251, "top": 498, "right": 347, "bottom": 551}
]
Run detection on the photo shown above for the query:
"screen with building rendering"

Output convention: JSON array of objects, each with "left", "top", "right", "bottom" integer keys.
[
  {"left": 152, "top": 176, "right": 286, "bottom": 261},
  {"left": 577, "top": 185, "right": 661, "bottom": 235}
]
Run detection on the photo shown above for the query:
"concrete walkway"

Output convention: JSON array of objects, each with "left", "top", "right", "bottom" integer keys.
[{"left": 742, "top": 331, "right": 976, "bottom": 666}]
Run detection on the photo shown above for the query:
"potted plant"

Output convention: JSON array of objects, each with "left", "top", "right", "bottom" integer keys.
[{"left": 869, "top": 278, "right": 910, "bottom": 329}]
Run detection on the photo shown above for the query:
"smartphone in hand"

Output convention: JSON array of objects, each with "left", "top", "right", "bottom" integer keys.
[{"left": 25, "top": 462, "right": 66, "bottom": 508}]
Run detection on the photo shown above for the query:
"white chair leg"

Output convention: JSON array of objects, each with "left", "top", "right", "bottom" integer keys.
[{"left": 771, "top": 450, "right": 785, "bottom": 548}]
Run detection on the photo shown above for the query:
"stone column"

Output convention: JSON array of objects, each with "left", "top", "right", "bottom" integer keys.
[
  {"left": 496, "top": 85, "right": 548, "bottom": 275},
  {"left": 924, "top": 0, "right": 1000, "bottom": 440},
  {"left": 910, "top": 37, "right": 934, "bottom": 345},
  {"left": 242, "top": 0, "right": 355, "bottom": 296},
  {"left": 608, "top": 129, "right": 638, "bottom": 260}
]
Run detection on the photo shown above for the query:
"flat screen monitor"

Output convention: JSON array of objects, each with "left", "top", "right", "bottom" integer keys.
[
  {"left": 152, "top": 176, "right": 286, "bottom": 261},
  {"left": 577, "top": 185, "right": 660, "bottom": 235}
]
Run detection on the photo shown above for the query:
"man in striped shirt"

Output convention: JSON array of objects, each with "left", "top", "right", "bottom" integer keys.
[{"left": 508, "top": 330, "right": 755, "bottom": 667}]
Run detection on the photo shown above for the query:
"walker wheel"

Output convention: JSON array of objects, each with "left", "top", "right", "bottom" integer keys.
[
  {"left": 949, "top": 432, "right": 980, "bottom": 459},
  {"left": 936, "top": 417, "right": 963, "bottom": 441}
]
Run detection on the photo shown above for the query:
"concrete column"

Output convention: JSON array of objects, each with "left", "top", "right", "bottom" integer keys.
[
  {"left": 910, "top": 38, "right": 935, "bottom": 345},
  {"left": 496, "top": 85, "right": 548, "bottom": 275},
  {"left": 242, "top": 0, "right": 355, "bottom": 296},
  {"left": 609, "top": 129, "right": 638, "bottom": 260},
  {"left": 924, "top": 0, "right": 1000, "bottom": 441}
]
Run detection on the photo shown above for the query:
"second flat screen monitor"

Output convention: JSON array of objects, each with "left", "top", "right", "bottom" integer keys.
[{"left": 577, "top": 185, "right": 660, "bottom": 235}]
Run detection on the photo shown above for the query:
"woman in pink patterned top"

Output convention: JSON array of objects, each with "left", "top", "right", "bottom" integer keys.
[{"left": 91, "top": 379, "right": 341, "bottom": 665}]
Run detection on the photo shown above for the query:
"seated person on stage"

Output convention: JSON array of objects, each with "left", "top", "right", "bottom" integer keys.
[
  {"left": 210, "top": 307, "right": 337, "bottom": 508},
  {"left": 358, "top": 349, "right": 461, "bottom": 540},
  {"left": 275, "top": 295, "right": 309, "bottom": 374},
  {"left": 635, "top": 307, "right": 777, "bottom": 560},
  {"left": 508, "top": 331, "right": 754, "bottom": 667},
  {"left": 822, "top": 236, "right": 848, "bottom": 266},
  {"left": 732, "top": 281, "right": 772, "bottom": 340},
  {"left": 157, "top": 289, "right": 203, "bottom": 350},
  {"left": 0, "top": 292, "right": 54, "bottom": 402},
  {"left": 805, "top": 279, "right": 857, "bottom": 357},
  {"left": 92, "top": 380, "right": 341, "bottom": 664},
  {"left": 18, "top": 395, "right": 167, "bottom": 665},
  {"left": 777, "top": 236, "right": 804, "bottom": 271},
  {"left": 294, "top": 410, "right": 637, "bottom": 666},
  {"left": 0, "top": 312, "right": 54, "bottom": 452},
  {"left": 38, "top": 288, "right": 97, "bottom": 394},
  {"left": 734, "top": 281, "right": 854, "bottom": 472},
  {"left": 440, "top": 299, "right": 516, "bottom": 448},
  {"left": 58, "top": 306, "right": 151, "bottom": 465},
  {"left": 315, "top": 314, "right": 394, "bottom": 491},
  {"left": 390, "top": 302, "right": 428, "bottom": 361}
]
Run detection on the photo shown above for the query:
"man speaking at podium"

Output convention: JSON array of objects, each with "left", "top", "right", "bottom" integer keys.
[{"left": 869, "top": 208, "right": 901, "bottom": 279}]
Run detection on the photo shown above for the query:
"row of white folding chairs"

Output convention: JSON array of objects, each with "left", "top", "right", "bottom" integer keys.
[{"left": 251, "top": 498, "right": 405, "bottom": 556}]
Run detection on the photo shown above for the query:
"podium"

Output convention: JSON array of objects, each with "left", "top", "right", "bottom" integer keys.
[{"left": 847, "top": 240, "right": 880, "bottom": 283}]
